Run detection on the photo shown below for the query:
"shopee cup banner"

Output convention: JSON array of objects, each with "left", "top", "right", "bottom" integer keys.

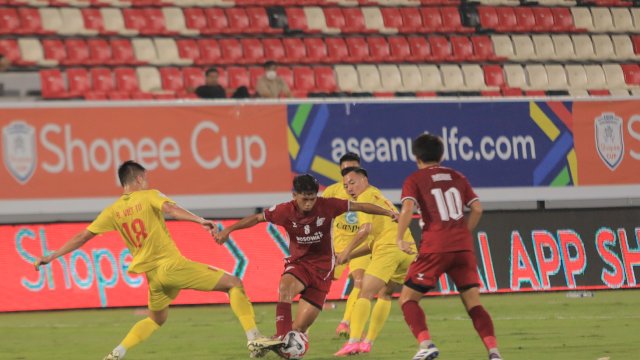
[
  {"left": 0, "top": 105, "right": 290, "bottom": 199},
  {"left": 0, "top": 220, "right": 351, "bottom": 312},
  {"left": 573, "top": 100, "right": 640, "bottom": 185},
  {"left": 287, "top": 101, "right": 579, "bottom": 188}
]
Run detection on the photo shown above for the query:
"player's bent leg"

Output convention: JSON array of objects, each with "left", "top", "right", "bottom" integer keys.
[
  {"left": 292, "top": 298, "right": 322, "bottom": 333},
  {"left": 400, "top": 285, "right": 439, "bottom": 358},
  {"left": 276, "top": 274, "right": 306, "bottom": 337},
  {"left": 363, "top": 283, "right": 394, "bottom": 348},
  {"left": 337, "top": 268, "right": 365, "bottom": 339},
  {"left": 105, "top": 308, "right": 166, "bottom": 359},
  {"left": 459, "top": 287, "right": 501, "bottom": 359}
]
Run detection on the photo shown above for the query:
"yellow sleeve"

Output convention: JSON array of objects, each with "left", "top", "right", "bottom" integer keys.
[
  {"left": 87, "top": 207, "right": 115, "bottom": 235},
  {"left": 321, "top": 183, "right": 339, "bottom": 198},
  {"left": 148, "top": 189, "right": 175, "bottom": 211}
]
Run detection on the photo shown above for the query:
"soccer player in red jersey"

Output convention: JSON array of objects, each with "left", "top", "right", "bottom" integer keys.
[
  {"left": 215, "top": 174, "right": 397, "bottom": 353},
  {"left": 395, "top": 134, "right": 503, "bottom": 360}
]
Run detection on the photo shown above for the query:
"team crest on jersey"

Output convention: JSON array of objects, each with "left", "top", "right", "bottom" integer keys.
[
  {"left": 316, "top": 217, "right": 325, "bottom": 227},
  {"left": 2, "top": 120, "right": 37, "bottom": 184},
  {"left": 345, "top": 212, "right": 358, "bottom": 224},
  {"left": 595, "top": 113, "right": 624, "bottom": 171}
]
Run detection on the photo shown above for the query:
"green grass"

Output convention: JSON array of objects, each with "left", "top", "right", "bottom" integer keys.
[{"left": 1, "top": 290, "right": 638, "bottom": 360}]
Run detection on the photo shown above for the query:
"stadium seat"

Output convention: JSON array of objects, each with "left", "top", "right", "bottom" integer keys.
[
  {"left": 87, "top": 38, "right": 115, "bottom": 65},
  {"left": 18, "top": 7, "right": 51, "bottom": 35},
  {"left": 441, "top": 7, "right": 473, "bottom": 33},
  {"left": 408, "top": 36, "right": 433, "bottom": 62},
  {"left": 379, "top": 7, "right": 404, "bottom": 32},
  {"left": 282, "top": 38, "right": 308, "bottom": 64},
  {"left": 356, "top": 64, "right": 385, "bottom": 94},
  {"left": 137, "top": 66, "right": 174, "bottom": 96},
  {"left": 525, "top": 64, "right": 549, "bottom": 91},
  {"left": 40, "top": 69, "right": 76, "bottom": 99},
  {"left": 132, "top": 38, "right": 164, "bottom": 65},
  {"left": 532, "top": 7, "right": 556, "bottom": 33},
  {"left": 155, "top": 38, "right": 192, "bottom": 65},
  {"left": 335, "top": 65, "right": 361, "bottom": 92},
  {"left": 0, "top": 39, "right": 31, "bottom": 66},
  {"left": 531, "top": 35, "right": 556, "bottom": 61},
  {"left": 276, "top": 66, "right": 294, "bottom": 94},
  {"left": 325, "top": 37, "right": 351, "bottom": 63},
  {"left": 314, "top": 66, "right": 337, "bottom": 93},
  {"left": 90, "top": 67, "right": 115, "bottom": 94},
  {"left": 584, "top": 65, "right": 607, "bottom": 90},
  {"left": 428, "top": 36, "right": 454, "bottom": 62},
  {"left": 114, "top": 67, "right": 146, "bottom": 97},
  {"left": 571, "top": 7, "right": 594, "bottom": 33},
  {"left": 111, "top": 38, "right": 144, "bottom": 65},
  {"left": 388, "top": 35, "right": 415, "bottom": 62},
  {"left": 19, "top": 38, "right": 57, "bottom": 66},
  {"left": 450, "top": 36, "right": 476, "bottom": 62},
  {"left": 0, "top": 8, "right": 24, "bottom": 35},
  {"left": 551, "top": 7, "right": 583, "bottom": 32},
  {"left": 159, "top": 67, "right": 188, "bottom": 96},
  {"left": 545, "top": 65, "right": 569, "bottom": 91},
  {"left": 176, "top": 39, "right": 200, "bottom": 64},
  {"left": 162, "top": 7, "right": 198, "bottom": 36},
  {"left": 227, "top": 8, "right": 260, "bottom": 34},
  {"left": 101, "top": 8, "right": 138, "bottom": 36},
  {"left": 418, "top": 65, "right": 444, "bottom": 92},
  {"left": 66, "top": 67, "right": 93, "bottom": 98},
  {"left": 478, "top": 6, "right": 499, "bottom": 31},
  {"left": 398, "top": 64, "right": 422, "bottom": 92},
  {"left": 303, "top": 37, "right": 329, "bottom": 63},
  {"left": 511, "top": 35, "right": 536, "bottom": 61},
  {"left": 183, "top": 8, "right": 214, "bottom": 35},
  {"left": 421, "top": 7, "right": 446, "bottom": 33},
  {"left": 241, "top": 38, "right": 265, "bottom": 64},
  {"left": 565, "top": 64, "right": 589, "bottom": 91},
  {"left": 182, "top": 67, "right": 205, "bottom": 91},
  {"left": 247, "top": 7, "right": 281, "bottom": 34},
  {"left": 226, "top": 66, "right": 250, "bottom": 90},
  {"left": 483, "top": 64, "right": 506, "bottom": 88},
  {"left": 440, "top": 64, "right": 466, "bottom": 91},
  {"left": 204, "top": 8, "right": 233, "bottom": 34},
  {"left": 551, "top": 35, "right": 577, "bottom": 61},
  {"left": 81, "top": 8, "right": 113, "bottom": 35},
  {"left": 463, "top": 64, "right": 495, "bottom": 91},
  {"left": 591, "top": 8, "right": 615, "bottom": 33},
  {"left": 197, "top": 39, "right": 223, "bottom": 64},
  {"left": 362, "top": 7, "right": 397, "bottom": 34},
  {"left": 491, "top": 35, "right": 515, "bottom": 60},
  {"left": 285, "top": 7, "right": 314, "bottom": 33},
  {"left": 513, "top": 7, "right": 536, "bottom": 32},
  {"left": 610, "top": 8, "right": 634, "bottom": 33},
  {"left": 503, "top": 64, "right": 529, "bottom": 90},
  {"left": 612, "top": 35, "right": 640, "bottom": 60},
  {"left": 345, "top": 37, "right": 371, "bottom": 63},
  {"left": 219, "top": 38, "right": 244, "bottom": 64},
  {"left": 495, "top": 7, "right": 524, "bottom": 32},
  {"left": 602, "top": 64, "right": 630, "bottom": 90},
  {"left": 42, "top": 39, "right": 68, "bottom": 65},
  {"left": 263, "top": 38, "right": 286, "bottom": 63},
  {"left": 592, "top": 35, "right": 616, "bottom": 61},
  {"left": 328, "top": 7, "right": 373, "bottom": 34},
  {"left": 471, "top": 35, "right": 503, "bottom": 62},
  {"left": 572, "top": 35, "right": 597, "bottom": 61},
  {"left": 293, "top": 66, "right": 316, "bottom": 96},
  {"left": 366, "top": 36, "right": 392, "bottom": 62},
  {"left": 621, "top": 64, "right": 640, "bottom": 85}
]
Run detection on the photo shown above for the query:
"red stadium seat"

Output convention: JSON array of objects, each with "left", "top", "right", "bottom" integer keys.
[
  {"left": 184, "top": 8, "right": 213, "bottom": 34},
  {"left": 114, "top": 67, "right": 147, "bottom": 97},
  {"left": 40, "top": 69, "right": 76, "bottom": 99},
  {"left": 66, "top": 39, "right": 95, "bottom": 66},
  {"left": 367, "top": 36, "right": 394, "bottom": 62},
  {"left": 408, "top": 36, "right": 432, "bottom": 62},
  {"left": 246, "top": 7, "right": 281, "bottom": 34},
  {"left": 42, "top": 39, "right": 69, "bottom": 64},
  {"left": 314, "top": 66, "right": 337, "bottom": 93},
  {"left": 204, "top": 8, "right": 233, "bottom": 34},
  {"left": 81, "top": 8, "right": 114, "bottom": 35},
  {"left": 303, "top": 37, "right": 329, "bottom": 63},
  {"left": 472, "top": 35, "right": 504, "bottom": 62},
  {"left": 345, "top": 37, "right": 370, "bottom": 62},
  {"left": 380, "top": 8, "right": 403, "bottom": 32},
  {"left": 450, "top": 36, "right": 475, "bottom": 61},
  {"left": 428, "top": 36, "right": 453, "bottom": 61},
  {"left": 325, "top": 37, "right": 351, "bottom": 63},
  {"left": 145, "top": 8, "right": 175, "bottom": 35},
  {"left": 66, "top": 67, "right": 92, "bottom": 97},
  {"left": 621, "top": 64, "right": 640, "bottom": 85},
  {"left": 495, "top": 7, "right": 523, "bottom": 32},
  {"left": 220, "top": 38, "right": 244, "bottom": 64},
  {"left": 198, "top": 39, "right": 223, "bottom": 65},
  {"left": 241, "top": 38, "right": 265, "bottom": 64},
  {"left": 293, "top": 66, "right": 316, "bottom": 95},
  {"left": 18, "top": 8, "right": 51, "bottom": 35},
  {"left": 532, "top": 8, "right": 555, "bottom": 33},
  {"left": 478, "top": 6, "right": 499, "bottom": 31},
  {"left": 88, "top": 38, "right": 116, "bottom": 65},
  {"left": 0, "top": 39, "right": 31, "bottom": 66},
  {"left": 122, "top": 9, "right": 149, "bottom": 34},
  {"left": 388, "top": 36, "right": 415, "bottom": 62},
  {"left": 159, "top": 67, "right": 187, "bottom": 96},
  {"left": 111, "top": 38, "right": 143, "bottom": 65},
  {"left": 441, "top": 7, "right": 474, "bottom": 33},
  {"left": 421, "top": 7, "right": 445, "bottom": 33},
  {"left": 551, "top": 7, "right": 583, "bottom": 33},
  {"left": 176, "top": 39, "right": 200, "bottom": 64},
  {"left": 342, "top": 7, "right": 373, "bottom": 33},
  {"left": 514, "top": 7, "right": 536, "bottom": 32},
  {"left": 632, "top": 35, "right": 640, "bottom": 54},
  {"left": 483, "top": 64, "right": 505, "bottom": 88},
  {"left": 227, "top": 66, "right": 250, "bottom": 89},
  {"left": 183, "top": 67, "right": 205, "bottom": 90},
  {"left": 0, "top": 8, "right": 25, "bottom": 35},
  {"left": 227, "top": 8, "right": 258, "bottom": 34},
  {"left": 90, "top": 67, "right": 115, "bottom": 93},
  {"left": 285, "top": 7, "right": 316, "bottom": 33},
  {"left": 276, "top": 66, "right": 293, "bottom": 91},
  {"left": 263, "top": 38, "right": 286, "bottom": 63},
  {"left": 282, "top": 38, "right": 308, "bottom": 64}
]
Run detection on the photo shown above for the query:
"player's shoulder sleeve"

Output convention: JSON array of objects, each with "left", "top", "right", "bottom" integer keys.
[
  {"left": 322, "top": 197, "right": 349, "bottom": 217},
  {"left": 400, "top": 171, "right": 420, "bottom": 205},
  {"left": 264, "top": 202, "right": 289, "bottom": 225},
  {"left": 455, "top": 171, "right": 479, "bottom": 206},
  {"left": 146, "top": 189, "right": 175, "bottom": 210},
  {"left": 87, "top": 204, "right": 116, "bottom": 235}
]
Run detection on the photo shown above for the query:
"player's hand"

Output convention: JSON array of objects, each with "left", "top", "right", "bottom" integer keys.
[
  {"left": 201, "top": 219, "right": 218, "bottom": 237},
  {"left": 215, "top": 229, "right": 230, "bottom": 245},
  {"left": 388, "top": 211, "right": 399, "bottom": 222},
  {"left": 336, "top": 251, "right": 350, "bottom": 265},
  {"left": 397, "top": 239, "right": 415, "bottom": 255},
  {"left": 34, "top": 255, "right": 51, "bottom": 271}
]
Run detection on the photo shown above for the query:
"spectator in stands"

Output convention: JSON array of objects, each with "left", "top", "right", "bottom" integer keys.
[
  {"left": 193, "top": 67, "right": 226, "bottom": 99},
  {"left": 256, "top": 61, "right": 291, "bottom": 99},
  {"left": 0, "top": 54, "right": 9, "bottom": 72}
]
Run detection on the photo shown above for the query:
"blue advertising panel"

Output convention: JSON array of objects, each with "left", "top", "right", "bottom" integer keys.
[{"left": 287, "top": 101, "right": 576, "bottom": 189}]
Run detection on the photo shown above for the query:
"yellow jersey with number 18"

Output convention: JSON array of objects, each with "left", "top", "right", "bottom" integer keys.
[{"left": 87, "top": 189, "right": 182, "bottom": 274}]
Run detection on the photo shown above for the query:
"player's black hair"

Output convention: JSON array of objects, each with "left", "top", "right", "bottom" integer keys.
[
  {"left": 412, "top": 133, "right": 444, "bottom": 163},
  {"left": 118, "top": 160, "right": 146, "bottom": 187},
  {"left": 205, "top": 67, "right": 219, "bottom": 77},
  {"left": 341, "top": 166, "right": 368, "bottom": 178},
  {"left": 293, "top": 174, "right": 319, "bottom": 193},
  {"left": 339, "top": 152, "right": 360, "bottom": 165}
]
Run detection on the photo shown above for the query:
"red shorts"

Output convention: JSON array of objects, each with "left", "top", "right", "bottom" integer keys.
[
  {"left": 404, "top": 251, "right": 480, "bottom": 293},
  {"left": 283, "top": 260, "right": 332, "bottom": 310}
]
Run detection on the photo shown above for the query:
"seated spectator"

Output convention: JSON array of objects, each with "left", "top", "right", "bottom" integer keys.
[
  {"left": 256, "top": 61, "right": 291, "bottom": 99},
  {"left": 0, "top": 54, "right": 10, "bottom": 72},
  {"left": 193, "top": 67, "right": 226, "bottom": 99}
]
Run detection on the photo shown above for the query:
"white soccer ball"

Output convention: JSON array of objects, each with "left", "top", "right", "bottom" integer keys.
[{"left": 279, "top": 330, "right": 309, "bottom": 359}]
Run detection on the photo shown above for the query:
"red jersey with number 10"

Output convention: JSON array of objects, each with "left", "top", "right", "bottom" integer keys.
[
  {"left": 401, "top": 166, "right": 478, "bottom": 253},
  {"left": 264, "top": 197, "right": 349, "bottom": 274}
]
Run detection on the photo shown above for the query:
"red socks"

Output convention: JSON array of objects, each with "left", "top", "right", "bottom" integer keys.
[
  {"left": 401, "top": 300, "right": 431, "bottom": 342},
  {"left": 468, "top": 305, "right": 497, "bottom": 350},
  {"left": 275, "top": 302, "right": 292, "bottom": 337}
]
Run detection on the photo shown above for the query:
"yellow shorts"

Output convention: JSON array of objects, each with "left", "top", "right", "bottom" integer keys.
[
  {"left": 365, "top": 246, "right": 416, "bottom": 284},
  {"left": 333, "top": 254, "right": 372, "bottom": 280},
  {"left": 145, "top": 257, "right": 225, "bottom": 311}
]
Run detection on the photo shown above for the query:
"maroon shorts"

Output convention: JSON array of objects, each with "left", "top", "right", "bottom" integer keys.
[
  {"left": 404, "top": 251, "right": 480, "bottom": 293},
  {"left": 283, "top": 261, "right": 332, "bottom": 310}
]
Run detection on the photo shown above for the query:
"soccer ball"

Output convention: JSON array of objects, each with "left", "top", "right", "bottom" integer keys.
[{"left": 279, "top": 330, "right": 309, "bottom": 359}]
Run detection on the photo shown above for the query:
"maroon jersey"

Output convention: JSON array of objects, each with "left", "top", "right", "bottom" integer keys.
[
  {"left": 401, "top": 165, "right": 478, "bottom": 253},
  {"left": 264, "top": 197, "right": 349, "bottom": 273}
]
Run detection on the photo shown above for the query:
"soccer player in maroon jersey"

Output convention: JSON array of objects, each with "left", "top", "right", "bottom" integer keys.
[
  {"left": 395, "top": 134, "right": 503, "bottom": 360},
  {"left": 215, "top": 174, "right": 398, "bottom": 354}
]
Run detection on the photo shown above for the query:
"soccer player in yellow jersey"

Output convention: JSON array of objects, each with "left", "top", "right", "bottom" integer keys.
[
  {"left": 334, "top": 167, "right": 417, "bottom": 356},
  {"left": 320, "top": 152, "right": 373, "bottom": 338},
  {"left": 34, "top": 160, "right": 281, "bottom": 360}
]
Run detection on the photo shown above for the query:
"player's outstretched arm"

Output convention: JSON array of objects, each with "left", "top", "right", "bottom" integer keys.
[
  {"left": 162, "top": 202, "right": 217, "bottom": 236},
  {"left": 215, "top": 213, "right": 265, "bottom": 245},
  {"left": 466, "top": 200, "right": 483, "bottom": 232},
  {"left": 396, "top": 199, "right": 416, "bottom": 255},
  {"left": 336, "top": 223, "right": 371, "bottom": 265},
  {"left": 34, "top": 230, "right": 95, "bottom": 270},
  {"left": 349, "top": 201, "right": 398, "bottom": 221}
]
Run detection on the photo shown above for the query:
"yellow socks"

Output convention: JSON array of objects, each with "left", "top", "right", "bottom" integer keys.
[
  {"left": 349, "top": 298, "right": 372, "bottom": 342},
  {"left": 120, "top": 317, "right": 160, "bottom": 350},
  {"left": 365, "top": 298, "right": 391, "bottom": 342},
  {"left": 342, "top": 287, "right": 361, "bottom": 323},
  {"left": 229, "top": 286, "right": 258, "bottom": 336}
]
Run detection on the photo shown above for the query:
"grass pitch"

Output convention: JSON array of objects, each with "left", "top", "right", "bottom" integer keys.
[{"left": 1, "top": 290, "right": 637, "bottom": 360}]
